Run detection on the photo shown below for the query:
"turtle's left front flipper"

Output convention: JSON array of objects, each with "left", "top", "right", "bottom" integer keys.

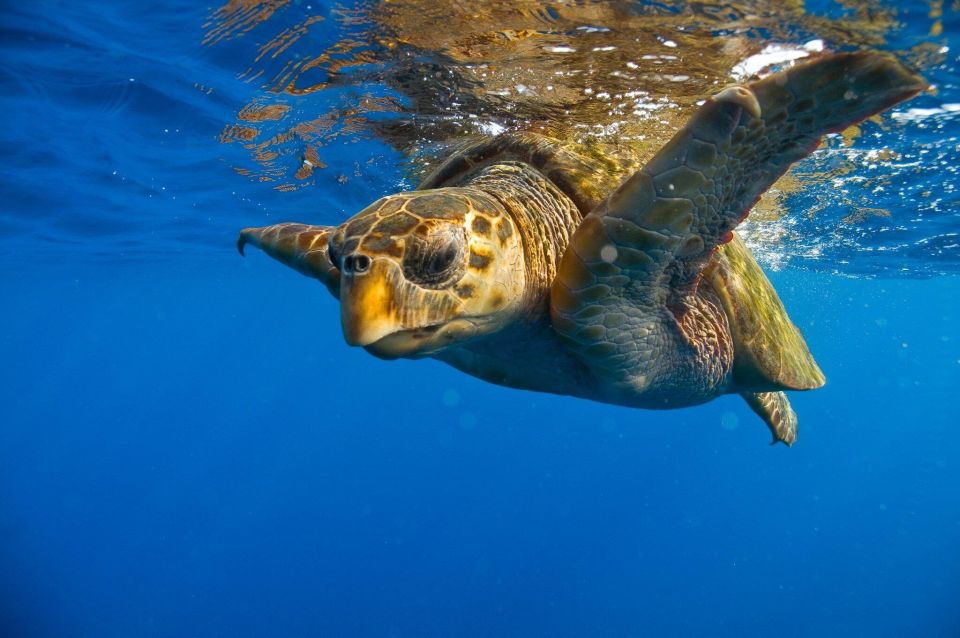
[
  {"left": 553, "top": 52, "right": 926, "bottom": 300},
  {"left": 238, "top": 223, "right": 341, "bottom": 298},
  {"left": 551, "top": 52, "right": 924, "bottom": 437}
]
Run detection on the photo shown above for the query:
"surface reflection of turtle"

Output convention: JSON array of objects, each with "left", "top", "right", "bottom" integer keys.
[{"left": 239, "top": 53, "right": 923, "bottom": 445}]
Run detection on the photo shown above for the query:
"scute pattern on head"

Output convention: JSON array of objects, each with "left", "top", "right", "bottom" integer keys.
[
  {"left": 457, "top": 189, "right": 526, "bottom": 310},
  {"left": 456, "top": 163, "right": 585, "bottom": 316},
  {"left": 329, "top": 186, "right": 530, "bottom": 357},
  {"left": 405, "top": 192, "right": 470, "bottom": 218},
  {"left": 333, "top": 189, "right": 523, "bottom": 300}
]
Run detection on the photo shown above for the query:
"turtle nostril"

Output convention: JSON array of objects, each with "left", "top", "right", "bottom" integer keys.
[{"left": 353, "top": 255, "right": 370, "bottom": 273}]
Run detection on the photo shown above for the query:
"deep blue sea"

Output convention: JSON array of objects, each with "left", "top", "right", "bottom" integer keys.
[{"left": 2, "top": 1, "right": 959, "bottom": 637}]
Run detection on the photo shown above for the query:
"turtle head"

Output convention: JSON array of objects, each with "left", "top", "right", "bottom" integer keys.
[{"left": 329, "top": 189, "right": 526, "bottom": 359}]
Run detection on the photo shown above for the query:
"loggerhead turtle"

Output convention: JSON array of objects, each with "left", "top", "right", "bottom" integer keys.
[{"left": 238, "top": 52, "right": 924, "bottom": 445}]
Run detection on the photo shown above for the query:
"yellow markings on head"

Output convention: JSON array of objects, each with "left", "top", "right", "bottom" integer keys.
[
  {"left": 468, "top": 248, "right": 494, "bottom": 271},
  {"left": 361, "top": 234, "right": 404, "bottom": 258},
  {"left": 458, "top": 203, "right": 527, "bottom": 322},
  {"left": 496, "top": 218, "right": 513, "bottom": 246},
  {"left": 331, "top": 188, "right": 530, "bottom": 357},
  {"left": 471, "top": 216, "right": 492, "bottom": 236},
  {"left": 341, "top": 261, "right": 402, "bottom": 346},
  {"left": 453, "top": 282, "right": 476, "bottom": 299}
]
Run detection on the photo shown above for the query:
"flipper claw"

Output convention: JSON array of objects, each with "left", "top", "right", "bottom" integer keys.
[
  {"left": 712, "top": 85, "right": 762, "bottom": 119},
  {"left": 237, "top": 231, "right": 249, "bottom": 256}
]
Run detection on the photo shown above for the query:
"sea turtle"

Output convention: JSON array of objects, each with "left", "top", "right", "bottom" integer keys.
[{"left": 238, "top": 52, "right": 924, "bottom": 445}]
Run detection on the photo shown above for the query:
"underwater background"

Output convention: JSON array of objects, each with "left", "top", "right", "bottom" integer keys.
[{"left": 2, "top": 1, "right": 959, "bottom": 636}]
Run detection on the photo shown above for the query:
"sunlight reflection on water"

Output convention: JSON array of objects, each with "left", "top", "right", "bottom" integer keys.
[
  {"left": 204, "top": 0, "right": 959, "bottom": 277},
  {"left": 1, "top": 1, "right": 956, "bottom": 275}
]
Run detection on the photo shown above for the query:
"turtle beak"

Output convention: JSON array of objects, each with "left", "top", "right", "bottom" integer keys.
[{"left": 339, "top": 258, "right": 405, "bottom": 349}]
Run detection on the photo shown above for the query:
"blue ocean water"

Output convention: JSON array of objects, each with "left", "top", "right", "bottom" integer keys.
[{"left": 1, "top": 2, "right": 959, "bottom": 637}]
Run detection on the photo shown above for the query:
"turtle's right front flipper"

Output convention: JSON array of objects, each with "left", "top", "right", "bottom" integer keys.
[
  {"left": 239, "top": 223, "right": 341, "bottom": 298},
  {"left": 554, "top": 52, "right": 926, "bottom": 301}
]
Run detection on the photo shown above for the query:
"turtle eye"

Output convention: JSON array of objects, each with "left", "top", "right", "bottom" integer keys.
[
  {"left": 426, "top": 240, "right": 459, "bottom": 276},
  {"left": 402, "top": 228, "right": 466, "bottom": 288}
]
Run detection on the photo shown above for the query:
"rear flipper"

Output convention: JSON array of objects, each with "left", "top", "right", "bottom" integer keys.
[{"left": 742, "top": 392, "right": 798, "bottom": 446}]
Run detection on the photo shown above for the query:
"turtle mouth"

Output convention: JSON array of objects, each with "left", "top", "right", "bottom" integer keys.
[
  {"left": 362, "top": 319, "right": 480, "bottom": 360},
  {"left": 363, "top": 324, "right": 443, "bottom": 359}
]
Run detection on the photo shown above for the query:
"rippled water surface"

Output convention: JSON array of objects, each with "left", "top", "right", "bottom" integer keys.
[
  {"left": 3, "top": 0, "right": 959, "bottom": 274},
  {"left": 2, "top": 2, "right": 959, "bottom": 637}
]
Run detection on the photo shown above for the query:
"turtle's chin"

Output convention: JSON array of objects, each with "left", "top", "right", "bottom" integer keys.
[{"left": 362, "top": 319, "right": 484, "bottom": 360}]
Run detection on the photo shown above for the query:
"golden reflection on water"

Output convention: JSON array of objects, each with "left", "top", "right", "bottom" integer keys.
[
  {"left": 206, "top": 0, "right": 945, "bottom": 233},
  {"left": 203, "top": 0, "right": 293, "bottom": 46}
]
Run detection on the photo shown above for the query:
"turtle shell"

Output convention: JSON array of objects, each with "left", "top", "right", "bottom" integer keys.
[
  {"left": 417, "top": 132, "right": 626, "bottom": 213},
  {"left": 705, "top": 233, "right": 825, "bottom": 391}
]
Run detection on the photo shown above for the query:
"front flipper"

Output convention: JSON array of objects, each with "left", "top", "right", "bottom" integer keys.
[
  {"left": 238, "top": 223, "right": 340, "bottom": 298},
  {"left": 551, "top": 52, "right": 923, "bottom": 412},
  {"left": 553, "top": 52, "right": 925, "bottom": 306},
  {"left": 742, "top": 391, "right": 798, "bottom": 447}
]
